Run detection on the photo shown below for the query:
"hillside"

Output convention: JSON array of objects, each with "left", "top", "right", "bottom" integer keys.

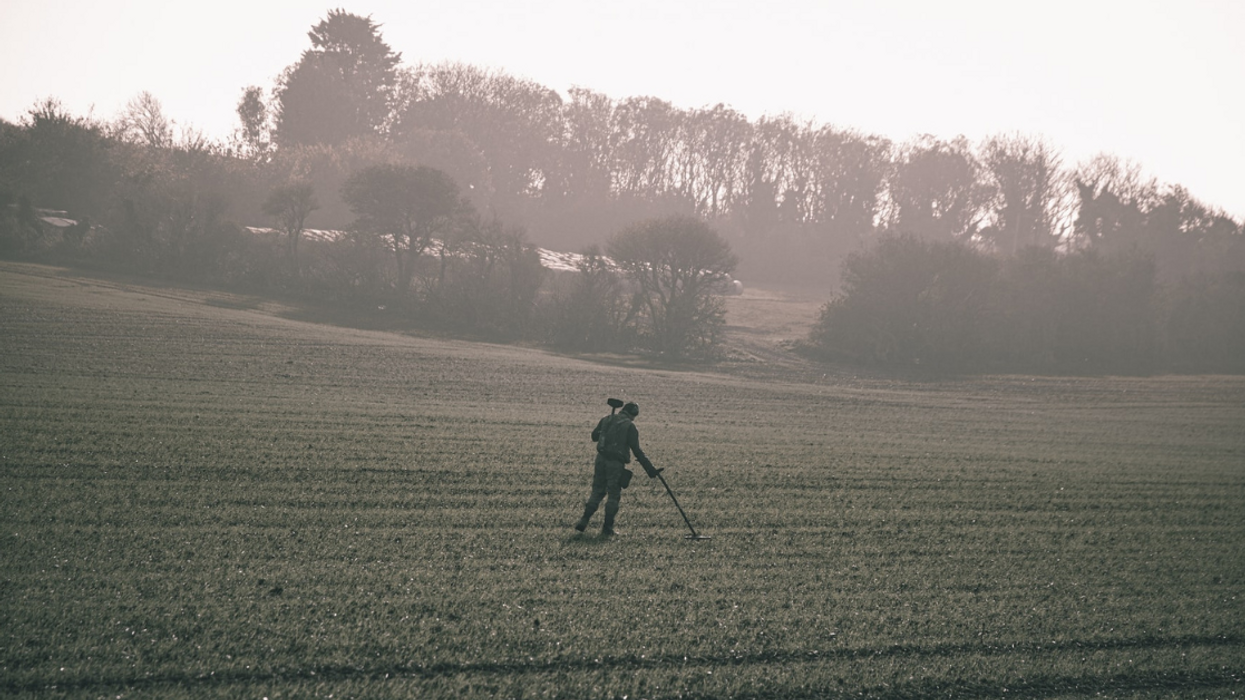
[{"left": 718, "top": 283, "right": 829, "bottom": 378}]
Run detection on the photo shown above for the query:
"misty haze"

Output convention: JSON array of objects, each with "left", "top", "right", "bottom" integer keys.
[{"left": 1, "top": 6, "right": 1243, "bottom": 699}]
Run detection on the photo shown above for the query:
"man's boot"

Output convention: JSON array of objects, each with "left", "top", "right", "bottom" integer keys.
[
  {"left": 601, "top": 503, "right": 619, "bottom": 537},
  {"left": 575, "top": 502, "right": 597, "bottom": 532}
]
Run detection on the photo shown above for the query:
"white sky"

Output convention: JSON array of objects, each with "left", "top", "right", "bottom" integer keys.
[{"left": 3, "top": 0, "right": 1243, "bottom": 218}]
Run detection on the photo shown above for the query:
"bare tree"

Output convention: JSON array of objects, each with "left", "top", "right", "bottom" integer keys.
[
  {"left": 115, "top": 91, "right": 173, "bottom": 148},
  {"left": 672, "top": 103, "right": 752, "bottom": 218},
  {"left": 1072, "top": 154, "right": 1156, "bottom": 251},
  {"left": 885, "top": 135, "right": 988, "bottom": 243},
  {"left": 608, "top": 214, "right": 737, "bottom": 358},
  {"left": 748, "top": 115, "right": 818, "bottom": 225},
  {"left": 341, "top": 163, "right": 465, "bottom": 292},
  {"left": 558, "top": 87, "right": 616, "bottom": 201},
  {"left": 810, "top": 126, "right": 888, "bottom": 244},
  {"left": 609, "top": 96, "right": 680, "bottom": 197},
  {"left": 397, "top": 62, "right": 563, "bottom": 206},
  {"left": 262, "top": 182, "right": 319, "bottom": 273},
  {"left": 979, "top": 133, "right": 1063, "bottom": 253},
  {"left": 547, "top": 245, "right": 632, "bottom": 351}
]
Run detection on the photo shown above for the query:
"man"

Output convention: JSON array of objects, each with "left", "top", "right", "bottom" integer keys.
[{"left": 575, "top": 401, "right": 661, "bottom": 536}]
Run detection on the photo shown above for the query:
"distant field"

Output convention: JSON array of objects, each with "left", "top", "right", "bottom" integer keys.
[{"left": 2, "top": 261, "right": 1243, "bottom": 699}]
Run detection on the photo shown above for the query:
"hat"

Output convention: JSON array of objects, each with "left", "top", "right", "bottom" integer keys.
[{"left": 622, "top": 402, "right": 639, "bottom": 416}]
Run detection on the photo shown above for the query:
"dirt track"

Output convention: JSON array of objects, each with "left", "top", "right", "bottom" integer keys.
[{"left": 718, "top": 284, "right": 833, "bottom": 381}]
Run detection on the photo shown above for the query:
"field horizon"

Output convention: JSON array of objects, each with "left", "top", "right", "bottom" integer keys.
[{"left": 2, "top": 260, "right": 1243, "bottom": 698}]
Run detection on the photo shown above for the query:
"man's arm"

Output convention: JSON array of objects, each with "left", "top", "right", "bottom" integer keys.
[
  {"left": 591, "top": 416, "right": 605, "bottom": 443},
  {"left": 627, "top": 424, "right": 660, "bottom": 477}
]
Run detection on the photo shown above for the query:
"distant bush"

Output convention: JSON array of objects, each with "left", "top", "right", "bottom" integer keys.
[
  {"left": 808, "top": 236, "right": 1172, "bottom": 373},
  {"left": 809, "top": 236, "right": 1003, "bottom": 370},
  {"left": 1163, "top": 272, "right": 1245, "bottom": 374},
  {"left": 421, "top": 225, "right": 546, "bottom": 340}
]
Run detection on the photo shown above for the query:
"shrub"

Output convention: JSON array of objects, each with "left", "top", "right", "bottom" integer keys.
[{"left": 809, "top": 236, "right": 1002, "bottom": 369}]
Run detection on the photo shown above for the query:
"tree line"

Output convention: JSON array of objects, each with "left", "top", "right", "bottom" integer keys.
[
  {"left": 806, "top": 236, "right": 1245, "bottom": 374},
  {"left": 2, "top": 9, "right": 1242, "bottom": 371},
  {"left": 0, "top": 95, "right": 736, "bottom": 358}
]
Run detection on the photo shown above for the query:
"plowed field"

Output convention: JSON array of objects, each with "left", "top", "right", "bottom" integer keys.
[{"left": 2, "top": 262, "right": 1243, "bottom": 699}]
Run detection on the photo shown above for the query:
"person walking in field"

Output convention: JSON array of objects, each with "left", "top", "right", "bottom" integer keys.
[{"left": 575, "top": 400, "right": 661, "bottom": 537}]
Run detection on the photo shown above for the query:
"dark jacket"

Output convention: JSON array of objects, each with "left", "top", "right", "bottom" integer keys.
[{"left": 592, "top": 413, "right": 657, "bottom": 476}]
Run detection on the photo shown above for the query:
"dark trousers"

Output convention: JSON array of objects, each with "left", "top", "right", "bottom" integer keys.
[{"left": 582, "top": 454, "right": 624, "bottom": 526}]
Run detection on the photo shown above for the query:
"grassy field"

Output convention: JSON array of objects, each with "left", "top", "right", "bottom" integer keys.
[{"left": 1, "top": 261, "right": 1243, "bottom": 699}]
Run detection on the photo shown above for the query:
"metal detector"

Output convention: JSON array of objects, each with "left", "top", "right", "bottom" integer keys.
[{"left": 656, "top": 472, "right": 711, "bottom": 540}]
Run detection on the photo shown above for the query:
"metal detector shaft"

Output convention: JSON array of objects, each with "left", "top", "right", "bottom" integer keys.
[{"left": 656, "top": 472, "right": 704, "bottom": 538}]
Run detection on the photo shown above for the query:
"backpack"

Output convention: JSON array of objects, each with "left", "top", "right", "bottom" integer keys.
[{"left": 597, "top": 413, "right": 632, "bottom": 463}]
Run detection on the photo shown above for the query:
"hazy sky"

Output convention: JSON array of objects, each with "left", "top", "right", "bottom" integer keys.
[{"left": 3, "top": 0, "right": 1243, "bottom": 218}]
